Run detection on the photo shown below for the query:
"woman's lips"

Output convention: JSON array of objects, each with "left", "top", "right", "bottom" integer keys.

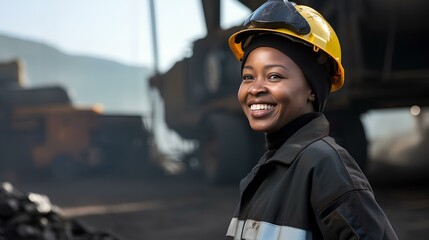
[{"left": 249, "top": 104, "right": 275, "bottom": 118}]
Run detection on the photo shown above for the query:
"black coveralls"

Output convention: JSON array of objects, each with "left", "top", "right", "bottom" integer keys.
[{"left": 226, "top": 114, "right": 398, "bottom": 240}]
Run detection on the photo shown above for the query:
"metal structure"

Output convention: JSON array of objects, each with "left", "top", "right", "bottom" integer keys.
[{"left": 150, "top": 0, "right": 429, "bottom": 184}]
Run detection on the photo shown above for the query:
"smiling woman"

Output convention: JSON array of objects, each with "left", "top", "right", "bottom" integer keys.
[
  {"left": 226, "top": 0, "right": 399, "bottom": 239},
  {"left": 239, "top": 45, "right": 313, "bottom": 133}
]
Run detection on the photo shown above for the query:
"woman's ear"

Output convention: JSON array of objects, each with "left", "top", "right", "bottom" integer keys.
[{"left": 308, "top": 93, "right": 315, "bottom": 102}]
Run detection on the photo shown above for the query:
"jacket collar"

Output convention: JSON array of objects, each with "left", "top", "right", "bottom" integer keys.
[{"left": 267, "top": 114, "right": 330, "bottom": 165}]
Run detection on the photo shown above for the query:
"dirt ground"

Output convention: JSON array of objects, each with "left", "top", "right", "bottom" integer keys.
[{"left": 5, "top": 161, "right": 429, "bottom": 240}]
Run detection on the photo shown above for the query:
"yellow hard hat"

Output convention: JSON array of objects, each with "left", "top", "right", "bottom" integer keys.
[{"left": 228, "top": 0, "right": 344, "bottom": 92}]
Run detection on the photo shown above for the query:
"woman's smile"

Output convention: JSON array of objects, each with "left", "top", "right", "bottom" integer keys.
[{"left": 249, "top": 103, "right": 276, "bottom": 118}]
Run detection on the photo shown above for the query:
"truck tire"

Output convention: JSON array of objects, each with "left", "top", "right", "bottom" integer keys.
[{"left": 198, "top": 113, "right": 254, "bottom": 185}]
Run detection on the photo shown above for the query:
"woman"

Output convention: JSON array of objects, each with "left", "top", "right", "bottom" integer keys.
[{"left": 226, "top": 0, "right": 398, "bottom": 239}]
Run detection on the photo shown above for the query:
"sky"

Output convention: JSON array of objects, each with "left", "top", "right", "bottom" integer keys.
[{"left": 0, "top": 0, "right": 250, "bottom": 72}]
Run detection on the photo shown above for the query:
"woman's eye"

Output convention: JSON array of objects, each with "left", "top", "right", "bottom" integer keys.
[
  {"left": 268, "top": 74, "right": 284, "bottom": 81},
  {"left": 242, "top": 75, "right": 253, "bottom": 81},
  {"left": 268, "top": 74, "right": 280, "bottom": 79}
]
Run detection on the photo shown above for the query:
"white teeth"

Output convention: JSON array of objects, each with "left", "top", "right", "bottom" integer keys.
[{"left": 250, "top": 104, "right": 274, "bottom": 110}]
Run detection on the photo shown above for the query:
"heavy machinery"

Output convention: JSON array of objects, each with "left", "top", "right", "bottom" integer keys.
[
  {"left": 0, "top": 60, "right": 152, "bottom": 179},
  {"left": 150, "top": 0, "right": 429, "bottom": 184}
]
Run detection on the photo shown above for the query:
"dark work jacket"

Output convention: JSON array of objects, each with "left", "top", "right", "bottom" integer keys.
[{"left": 226, "top": 114, "right": 398, "bottom": 240}]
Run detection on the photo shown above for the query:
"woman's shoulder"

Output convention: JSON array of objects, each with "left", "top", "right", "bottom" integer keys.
[
  {"left": 297, "top": 136, "right": 372, "bottom": 191},
  {"left": 294, "top": 137, "right": 373, "bottom": 211}
]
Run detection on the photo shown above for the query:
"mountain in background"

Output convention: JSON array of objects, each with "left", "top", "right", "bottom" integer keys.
[
  {"left": 0, "top": 34, "right": 200, "bottom": 157},
  {"left": 0, "top": 34, "right": 153, "bottom": 116}
]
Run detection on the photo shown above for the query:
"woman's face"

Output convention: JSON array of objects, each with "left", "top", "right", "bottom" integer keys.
[{"left": 238, "top": 46, "right": 314, "bottom": 133}]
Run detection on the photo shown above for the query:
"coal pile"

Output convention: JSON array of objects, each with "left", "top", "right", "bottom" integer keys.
[{"left": 0, "top": 182, "right": 122, "bottom": 240}]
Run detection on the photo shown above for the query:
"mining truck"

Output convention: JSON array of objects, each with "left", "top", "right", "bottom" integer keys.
[
  {"left": 0, "top": 60, "right": 152, "bottom": 179},
  {"left": 149, "top": 0, "right": 429, "bottom": 184}
]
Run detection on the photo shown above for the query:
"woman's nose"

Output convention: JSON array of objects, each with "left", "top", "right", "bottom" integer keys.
[{"left": 248, "top": 79, "right": 267, "bottom": 96}]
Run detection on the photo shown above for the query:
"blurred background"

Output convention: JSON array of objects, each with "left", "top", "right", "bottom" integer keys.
[{"left": 0, "top": 0, "right": 428, "bottom": 239}]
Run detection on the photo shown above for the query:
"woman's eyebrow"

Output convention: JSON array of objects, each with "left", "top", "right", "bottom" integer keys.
[
  {"left": 265, "top": 64, "right": 289, "bottom": 71},
  {"left": 242, "top": 64, "right": 289, "bottom": 71}
]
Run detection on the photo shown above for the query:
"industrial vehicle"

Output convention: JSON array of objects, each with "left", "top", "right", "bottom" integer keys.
[
  {"left": 150, "top": 0, "right": 429, "bottom": 184},
  {"left": 0, "top": 60, "right": 152, "bottom": 179}
]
